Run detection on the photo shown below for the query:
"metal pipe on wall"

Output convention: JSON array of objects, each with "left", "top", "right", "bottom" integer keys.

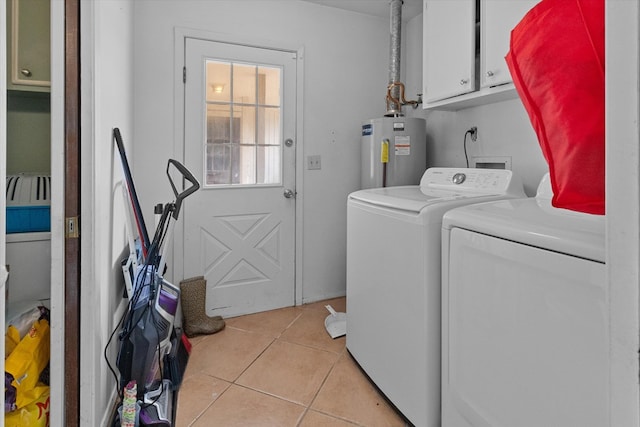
[{"left": 388, "top": 0, "right": 403, "bottom": 109}]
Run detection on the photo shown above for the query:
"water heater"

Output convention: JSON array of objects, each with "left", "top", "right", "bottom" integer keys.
[{"left": 361, "top": 117, "right": 427, "bottom": 189}]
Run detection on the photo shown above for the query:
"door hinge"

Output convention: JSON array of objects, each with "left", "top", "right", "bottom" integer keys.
[
  {"left": 183, "top": 66, "right": 186, "bottom": 83},
  {"left": 66, "top": 216, "right": 80, "bottom": 239}
]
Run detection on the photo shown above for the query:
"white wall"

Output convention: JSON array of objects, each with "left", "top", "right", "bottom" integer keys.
[
  {"left": 80, "top": 0, "right": 134, "bottom": 425},
  {"left": 132, "top": 0, "right": 391, "bottom": 302}
]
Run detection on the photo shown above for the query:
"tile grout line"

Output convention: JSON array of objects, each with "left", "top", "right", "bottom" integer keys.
[
  {"left": 233, "top": 337, "right": 340, "bottom": 407},
  {"left": 231, "top": 335, "right": 278, "bottom": 384},
  {"left": 188, "top": 329, "right": 278, "bottom": 426},
  {"left": 185, "top": 376, "right": 233, "bottom": 427},
  {"left": 181, "top": 298, "right": 351, "bottom": 426},
  {"left": 293, "top": 344, "right": 347, "bottom": 426},
  {"left": 228, "top": 311, "right": 347, "bottom": 425},
  {"left": 231, "top": 381, "right": 309, "bottom": 411},
  {"left": 300, "top": 346, "right": 369, "bottom": 426}
]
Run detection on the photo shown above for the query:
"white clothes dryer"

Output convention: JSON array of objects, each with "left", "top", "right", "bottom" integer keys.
[
  {"left": 441, "top": 174, "right": 607, "bottom": 427},
  {"left": 346, "top": 167, "right": 525, "bottom": 427}
]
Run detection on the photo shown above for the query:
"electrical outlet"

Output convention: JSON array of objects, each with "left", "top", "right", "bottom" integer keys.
[
  {"left": 470, "top": 126, "right": 478, "bottom": 142},
  {"left": 307, "top": 155, "right": 321, "bottom": 170}
]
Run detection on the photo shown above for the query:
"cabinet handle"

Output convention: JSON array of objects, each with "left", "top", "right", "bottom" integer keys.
[
  {"left": 20, "top": 68, "right": 32, "bottom": 77},
  {"left": 459, "top": 79, "right": 469, "bottom": 86},
  {"left": 486, "top": 71, "right": 495, "bottom": 77}
]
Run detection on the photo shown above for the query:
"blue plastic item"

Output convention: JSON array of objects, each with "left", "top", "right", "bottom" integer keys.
[{"left": 6, "top": 206, "right": 51, "bottom": 233}]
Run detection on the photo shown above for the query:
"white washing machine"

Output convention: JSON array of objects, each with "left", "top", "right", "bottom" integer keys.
[
  {"left": 346, "top": 167, "right": 525, "bottom": 427},
  {"left": 441, "top": 174, "right": 608, "bottom": 427}
]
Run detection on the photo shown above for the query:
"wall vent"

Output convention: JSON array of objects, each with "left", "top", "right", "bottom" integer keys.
[{"left": 472, "top": 156, "right": 512, "bottom": 170}]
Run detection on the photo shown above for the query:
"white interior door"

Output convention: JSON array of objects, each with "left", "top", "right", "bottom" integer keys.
[{"left": 183, "top": 38, "right": 297, "bottom": 318}]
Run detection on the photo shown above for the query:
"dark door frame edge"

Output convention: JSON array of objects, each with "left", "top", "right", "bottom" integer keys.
[{"left": 64, "top": 0, "right": 80, "bottom": 425}]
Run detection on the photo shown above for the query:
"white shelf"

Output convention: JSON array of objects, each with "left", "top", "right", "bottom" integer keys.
[{"left": 423, "top": 83, "right": 519, "bottom": 111}]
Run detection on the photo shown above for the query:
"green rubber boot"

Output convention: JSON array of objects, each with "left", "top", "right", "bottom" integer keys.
[{"left": 179, "top": 276, "right": 225, "bottom": 338}]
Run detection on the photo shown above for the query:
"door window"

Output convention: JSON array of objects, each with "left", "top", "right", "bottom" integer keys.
[{"left": 205, "top": 60, "right": 282, "bottom": 186}]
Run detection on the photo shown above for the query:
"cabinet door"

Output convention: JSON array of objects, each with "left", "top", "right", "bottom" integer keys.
[
  {"left": 423, "top": 0, "right": 476, "bottom": 103},
  {"left": 481, "top": 0, "right": 538, "bottom": 88},
  {"left": 8, "top": 0, "right": 51, "bottom": 90}
]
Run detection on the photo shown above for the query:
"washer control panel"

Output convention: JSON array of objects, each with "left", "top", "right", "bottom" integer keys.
[{"left": 420, "top": 167, "right": 521, "bottom": 195}]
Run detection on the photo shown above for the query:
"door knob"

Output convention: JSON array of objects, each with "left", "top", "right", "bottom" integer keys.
[{"left": 283, "top": 189, "right": 296, "bottom": 199}]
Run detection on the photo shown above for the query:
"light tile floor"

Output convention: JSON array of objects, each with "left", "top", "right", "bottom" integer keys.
[{"left": 176, "top": 297, "right": 409, "bottom": 427}]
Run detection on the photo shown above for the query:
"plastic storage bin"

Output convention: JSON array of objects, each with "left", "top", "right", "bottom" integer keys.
[{"left": 6, "top": 174, "right": 51, "bottom": 233}]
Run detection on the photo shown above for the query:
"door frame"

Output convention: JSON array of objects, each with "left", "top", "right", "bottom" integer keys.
[
  {"left": 1, "top": 1, "right": 79, "bottom": 424},
  {"left": 62, "top": 0, "right": 80, "bottom": 424},
  {"left": 0, "top": 2, "right": 6, "bottom": 421},
  {"left": 173, "top": 28, "right": 305, "bottom": 306}
]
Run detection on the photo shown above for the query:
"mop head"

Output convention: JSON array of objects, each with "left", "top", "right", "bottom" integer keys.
[{"left": 180, "top": 276, "right": 225, "bottom": 338}]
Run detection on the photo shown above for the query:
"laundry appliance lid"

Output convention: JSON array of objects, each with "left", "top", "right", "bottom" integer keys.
[
  {"left": 442, "top": 196, "right": 606, "bottom": 263},
  {"left": 349, "top": 167, "right": 525, "bottom": 214},
  {"left": 349, "top": 186, "right": 481, "bottom": 213}
]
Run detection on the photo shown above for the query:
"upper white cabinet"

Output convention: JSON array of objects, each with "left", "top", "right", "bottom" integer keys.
[
  {"left": 6, "top": 0, "right": 51, "bottom": 92},
  {"left": 423, "top": 0, "right": 538, "bottom": 110},
  {"left": 423, "top": 0, "right": 476, "bottom": 104},
  {"left": 481, "top": 0, "right": 539, "bottom": 88}
]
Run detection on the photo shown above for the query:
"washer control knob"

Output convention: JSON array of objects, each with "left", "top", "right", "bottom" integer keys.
[{"left": 452, "top": 173, "right": 466, "bottom": 185}]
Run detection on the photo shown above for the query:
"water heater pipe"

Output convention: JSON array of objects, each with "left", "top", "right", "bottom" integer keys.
[
  {"left": 385, "top": 0, "right": 421, "bottom": 116},
  {"left": 388, "top": 0, "right": 403, "bottom": 101},
  {"left": 386, "top": 81, "right": 420, "bottom": 113}
]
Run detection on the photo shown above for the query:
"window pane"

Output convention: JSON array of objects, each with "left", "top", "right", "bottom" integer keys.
[
  {"left": 207, "top": 104, "right": 231, "bottom": 143},
  {"left": 257, "top": 145, "right": 281, "bottom": 184},
  {"left": 202, "top": 59, "right": 282, "bottom": 188},
  {"left": 206, "top": 61, "right": 230, "bottom": 102},
  {"left": 257, "top": 106, "right": 280, "bottom": 145},
  {"left": 236, "top": 105, "right": 256, "bottom": 145},
  {"left": 258, "top": 66, "right": 281, "bottom": 106},
  {"left": 206, "top": 143, "right": 231, "bottom": 185},
  {"left": 236, "top": 145, "right": 256, "bottom": 184},
  {"left": 233, "top": 64, "right": 256, "bottom": 104}
]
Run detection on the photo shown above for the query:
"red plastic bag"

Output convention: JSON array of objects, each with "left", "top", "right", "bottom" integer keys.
[{"left": 505, "top": 0, "right": 605, "bottom": 214}]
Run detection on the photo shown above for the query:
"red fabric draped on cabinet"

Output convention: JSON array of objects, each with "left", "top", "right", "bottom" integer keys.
[{"left": 506, "top": 0, "right": 605, "bottom": 214}]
